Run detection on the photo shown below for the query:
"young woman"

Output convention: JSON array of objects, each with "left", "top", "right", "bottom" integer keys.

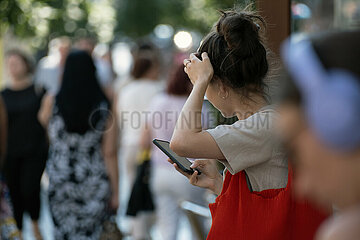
[
  {"left": 1, "top": 50, "right": 48, "bottom": 239},
  {"left": 278, "top": 30, "right": 360, "bottom": 240},
  {"left": 170, "top": 10, "right": 327, "bottom": 239},
  {"left": 39, "top": 51, "right": 119, "bottom": 240}
]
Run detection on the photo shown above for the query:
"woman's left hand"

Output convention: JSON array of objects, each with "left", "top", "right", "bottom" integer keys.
[{"left": 183, "top": 52, "right": 214, "bottom": 87}]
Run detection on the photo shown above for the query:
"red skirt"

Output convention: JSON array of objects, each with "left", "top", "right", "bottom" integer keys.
[{"left": 207, "top": 168, "right": 328, "bottom": 240}]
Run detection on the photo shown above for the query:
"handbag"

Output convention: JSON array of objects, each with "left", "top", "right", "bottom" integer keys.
[
  {"left": 126, "top": 150, "right": 155, "bottom": 216},
  {"left": 207, "top": 165, "right": 329, "bottom": 240}
]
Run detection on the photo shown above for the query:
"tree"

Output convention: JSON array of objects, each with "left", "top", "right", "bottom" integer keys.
[
  {"left": 0, "top": 0, "right": 37, "bottom": 37},
  {"left": 1, "top": 0, "right": 252, "bottom": 48},
  {"left": 114, "top": 0, "right": 252, "bottom": 38}
]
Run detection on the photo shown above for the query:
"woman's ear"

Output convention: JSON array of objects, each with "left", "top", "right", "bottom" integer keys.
[{"left": 217, "top": 81, "right": 229, "bottom": 100}]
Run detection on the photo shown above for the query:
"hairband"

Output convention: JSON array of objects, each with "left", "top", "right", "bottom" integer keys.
[{"left": 281, "top": 38, "right": 360, "bottom": 152}]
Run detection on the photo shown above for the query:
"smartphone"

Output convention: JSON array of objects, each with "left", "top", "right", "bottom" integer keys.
[{"left": 152, "top": 139, "right": 201, "bottom": 175}]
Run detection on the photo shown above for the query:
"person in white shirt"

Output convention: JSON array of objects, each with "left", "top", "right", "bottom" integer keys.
[
  {"left": 140, "top": 62, "right": 207, "bottom": 240},
  {"left": 115, "top": 44, "right": 163, "bottom": 240},
  {"left": 35, "top": 37, "right": 71, "bottom": 96}
]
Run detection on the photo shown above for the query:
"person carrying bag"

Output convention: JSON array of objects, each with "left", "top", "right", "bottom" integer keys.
[{"left": 169, "top": 8, "right": 328, "bottom": 240}]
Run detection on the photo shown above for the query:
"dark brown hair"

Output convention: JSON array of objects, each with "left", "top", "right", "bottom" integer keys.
[
  {"left": 166, "top": 63, "right": 192, "bottom": 96},
  {"left": 131, "top": 57, "right": 153, "bottom": 79},
  {"left": 198, "top": 9, "right": 268, "bottom": 99},
  {"left": 130, "top": 42, "right": 159, "bottom": 79},
  {"left": 6, "top": 49, "right": 34, "bottom": 75}
]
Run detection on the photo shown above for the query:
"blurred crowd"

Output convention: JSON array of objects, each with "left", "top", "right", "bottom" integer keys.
[{"left": 0, "top": 6, "right": 359, "bottom": 240}]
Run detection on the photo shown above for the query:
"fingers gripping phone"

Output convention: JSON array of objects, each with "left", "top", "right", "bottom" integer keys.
[{"left": 152, "top": 139, "right": 201, "bottom": 175}]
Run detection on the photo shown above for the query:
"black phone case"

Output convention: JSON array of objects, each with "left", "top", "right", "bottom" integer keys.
[{"left": 152, "top": 139, "right": 201, "bottom": 175}]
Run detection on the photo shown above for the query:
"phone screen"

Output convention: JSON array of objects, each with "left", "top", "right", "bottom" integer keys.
[{"left": 153, "top": 139, "right": 193, "bottom": 171}]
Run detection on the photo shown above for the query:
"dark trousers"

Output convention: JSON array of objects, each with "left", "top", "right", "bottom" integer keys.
[{"left": 3, "top": 146, "right": 47, "bottom": 229}]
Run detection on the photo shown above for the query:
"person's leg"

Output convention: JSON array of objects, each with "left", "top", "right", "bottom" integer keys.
[
  {"left": 20, "top": 149, "right": 47, "bottom": 240},
  {"left": 152, "top": 166, "right": 181, "bottom": 240},
  {"left": 4, "top": 156, "right": 24, "bottom": 231},
  {"left": 155, "top": 194, "right": 180, "bottom": 240},
  {"left": 121, "top": 145, "right": 152, "bottom": 238},
  {"left": 132, "top": 212, "right": 155, "bottom": 240},
  {"left": 20, "top": 171, "right": 42, "bottom": 240},
  {"left": 178, "top": 178, "right": 208, "bottom": 240},
  {"left": 122, "top": 145, "right": 139, "bottom": 187}
]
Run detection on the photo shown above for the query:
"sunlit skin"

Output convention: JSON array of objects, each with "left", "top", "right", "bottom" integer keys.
[
  {"left": 169, "top": 52, "right": 266, "bottom": 195},
  {"left": 277, "top": 103, "right": 360, "bottom": 211},
  {"left": 59, "top": 44, "right": 70, "bottom": 66}
]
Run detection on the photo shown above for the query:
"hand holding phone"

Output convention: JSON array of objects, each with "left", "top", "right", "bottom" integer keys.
[
  {"left": 168, "top": 158, "right": 223, "bottom": 195},
  {"left": 152, "top": 139, "right": 201, "bottom": 175}
]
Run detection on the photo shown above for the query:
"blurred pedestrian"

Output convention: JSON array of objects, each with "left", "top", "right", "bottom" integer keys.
[
  {"left": 115, "top": 43, "right": 163, "bottom": 240},
  {"left": 278, "top": 30, "right": 360, "bottom": 240},
  {"left": 35, "top": 37, "right": 71, "bottom": 95},
  {"left": 74, "top": 37, "right": 114, "bottom": 100},
  {"left": 39, "top": 51, "right": 119, "bottom": 240},
  {"left": 1, "top": 49, "right": 48, "bottom": 239},
  {"left": 140, "top": 62, "right": 206, "bottom": 240}
]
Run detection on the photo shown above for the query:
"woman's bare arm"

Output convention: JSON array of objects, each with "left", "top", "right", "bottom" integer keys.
[
  {"left": 170, "top": 53, "right": 225, "bottom": 159},
  {"left": 102, "top": 108, "right": 119, "bottom": 210},
  {"left": 38, "top": 94, "right": 54, "bottom": 128},
  {"left": 140, "top": 124, "right": 152, "bottom": 150}
]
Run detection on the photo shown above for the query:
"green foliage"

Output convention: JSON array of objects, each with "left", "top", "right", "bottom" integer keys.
[
  {"left": 1, "top": 0, "right": 253, "bottom": 47},
  {"left": 115, "top": 0, "right": 253, "bottom": 38},
  {"left": 0, "top": 0, "right": 95, "bottom": 48},
  {"left": 0, "top": 0, "right": 36, "bottom": 37},
  {"left": 46, "top": 0, "right": 93, "bottom": 39}
]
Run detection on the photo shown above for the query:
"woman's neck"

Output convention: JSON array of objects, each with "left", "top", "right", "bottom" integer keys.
[
  {"left": 10, "top": 76, "right": 32, "bottom": 90},
  {"left": 234, "top": 93, "right": 267, "bottom": 120}
]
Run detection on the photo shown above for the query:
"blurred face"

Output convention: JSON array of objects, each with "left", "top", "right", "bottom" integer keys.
[
  {"left": 278, "top": 104, "right": 360, "bottom": 210},
  {"left": 6, "top": 54, "right": 28, "bottom": 80}
]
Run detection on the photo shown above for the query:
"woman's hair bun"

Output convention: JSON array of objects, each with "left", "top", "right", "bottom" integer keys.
[
  {"left": 197, "top": 8, "right": 269, "bottom": 99},
  {"left": 216, "top": 10, "right": 265, "bottom": 57}
]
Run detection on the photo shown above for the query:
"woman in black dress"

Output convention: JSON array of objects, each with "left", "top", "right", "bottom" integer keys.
[{"left": 1, "top": 50, "right": 48, "bottom": 239}]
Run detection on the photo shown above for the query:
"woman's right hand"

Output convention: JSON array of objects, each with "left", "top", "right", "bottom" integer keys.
[
  {"left": 168, "top": 158, "right": 223, "bottom": 195},
  {"left": 183, "top": 52, "right": 214, "bottom": 87}
]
